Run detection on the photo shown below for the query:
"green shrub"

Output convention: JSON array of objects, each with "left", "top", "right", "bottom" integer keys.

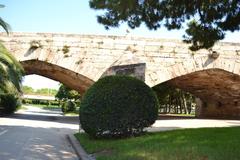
[
  {"left": 0, "top": 93, "right": 20, "bottom": 114},
  {"left": 32, "top": 99, "right": 40, "bottom": 104},
  {"left": 51, "top": 100, "right": 60, "bottom": 106},
  {"left": 22, "top": 99, "right": 26, "bottom": 104},
  {"left": 22, "top": 99, "right": 32, "bottom": 104},
  {"left": 80, "top": 75, "right": 159, "bottom": 138},
  {"left": 61, "top": 100, "right": 76, "bottom": 113}
]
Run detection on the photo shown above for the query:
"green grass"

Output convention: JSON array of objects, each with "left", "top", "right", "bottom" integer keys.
[
  {"left": 75, "top": 127, "right": 240, "bottom": 160},
  {"left": 17, "top": 105, "right": 28, "bottom": 111},
  {"left": 25, "top": 103, "right": 79, "bottom": 115},
  {"left": 64, "top": 111, "right": 79, "bottom": 116},
  {"left": 24, "top": 103, "right": 60, "bottom": 110}
]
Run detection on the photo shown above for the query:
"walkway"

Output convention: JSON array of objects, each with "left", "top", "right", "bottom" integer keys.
[
  {"left": 148, "top": 117, "right": 240, "bottom": 132},
  {"left": 0, "top": 106, "right": 79, "bottom": 160}
]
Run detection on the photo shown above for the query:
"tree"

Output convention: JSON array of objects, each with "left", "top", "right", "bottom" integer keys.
[
  {"left": 22, "top": 86, "right": 34, "bottom": 94},
  {"left": 0, "top": 43, "right": 24, "bottom": 94},
  {"left": 89, "top": 0, "right": 240, "bottom": 50},
  {"left": 0, "top": 36, "right": 23, "bottom": 115},
  {"left": 0, "top": 4, "right": 23, "bottom": 114},
  {"left": 35, "top": 88, "right": 57, "bottom": 96},
  {"left": 0, "top": 4, "right": 10, "bottom": 34},
  {"left": 0, "top": 4, "right": 21, "bottom": 93},
  {"left": 22, "top": 86, "right": 58, "bottom": 96},
  {"left": 55, "top": 84, "right": 81, "bottom": 101},
  {"left": 55, "top": 84, "right": 81, "bottom": 114},
  {"left": 153, "top": 83, "right": 195, "bottom": 114}
]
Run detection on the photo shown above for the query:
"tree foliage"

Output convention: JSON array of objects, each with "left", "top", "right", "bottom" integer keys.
[
  {"left": 55, "top": 84, "right": 80, "bottom": 114},
  {"left": 89, "top": 0, "right": 240, "bottom": 50},
  {"left": 22, "top": 86, "right": 34, "bottom": 94},
  {"left": 61, "top": 100, "right": 76, "bottom": 113},
  {"left": 0, "top": 4, "right": 10, "bottom": 34},
  {"left": 0, "top": 43, "right": 24, "bottom": 93},
  {"left": 35, "top": 88, "right": 57, "bottom": 96},
  {"left": 0, "top": 5, "right": 22, "bottom": 115},
  {"left": 22, "top": 86, "right": 57, "bottom": 96},
  {"left": 0, "top": 44, "right": 23, "bottom": 114},
  {"left": 0, "top": 93, "right": 21, "bottom": 114},
  {"left": 55, "top": 84, "right": 81, "bottom": 101},
  {"left": 153, "top": 83, "right": 195, "bottom": 114},
  {"left": 0, "top": 5, "right": 20, "bottom": 93}
]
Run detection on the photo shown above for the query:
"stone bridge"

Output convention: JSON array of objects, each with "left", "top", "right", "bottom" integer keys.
[{"left": 1, "top": 32, "right": 240, "bottom": 118}]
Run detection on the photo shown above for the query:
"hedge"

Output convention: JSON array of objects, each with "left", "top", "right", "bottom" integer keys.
[{"left": 80, "top": 75, "right": 159, "bottom": 138}]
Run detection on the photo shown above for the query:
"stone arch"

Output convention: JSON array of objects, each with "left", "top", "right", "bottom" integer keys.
[
  {"left": 153, "top": 68, "right": 240, "bottom": 118},
  {"left": 21, "top": 60, "right": 95, "bottom": 94},
  {"left": 149, "top": 54, "right": 240, "bottom": 88}
]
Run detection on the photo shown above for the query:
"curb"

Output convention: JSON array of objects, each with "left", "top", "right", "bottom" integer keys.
[{"left": 67, "top": 134, "right": 95, "bottom": 160}]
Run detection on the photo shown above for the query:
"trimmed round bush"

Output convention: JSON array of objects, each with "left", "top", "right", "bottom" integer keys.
[
  {"left": 61, "top": 100, "right": 76, "bottom": 113},
  {"left": 0, "top": 93, "right": 20, "bottom": 114},
  {"left": 80, "top": 75, "right": 159, "bottom": 138}
]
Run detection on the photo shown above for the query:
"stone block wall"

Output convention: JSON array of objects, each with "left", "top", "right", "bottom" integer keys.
[
  {"left": 1, "top": 32, "right": 240, "bottom": 89},
  {"left": 196, "top": 98, "right": 240, "bottom": 119},
  {"left": 101, "top": 63, "right": 146, "bottom": 81}
]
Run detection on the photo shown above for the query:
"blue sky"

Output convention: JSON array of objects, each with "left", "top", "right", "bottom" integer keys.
[
  {"left": 1, "top": 0, "right": 240, "bottom": 89},
  {"left": 1, "top": 0, "right": 186, "bottom": 37}
]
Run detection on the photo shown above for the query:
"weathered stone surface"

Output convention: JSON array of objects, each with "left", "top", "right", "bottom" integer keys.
[
  {"left": 1, "top": 32, "right": 240, "bottom": 118},
  {"left": 195, "top": 98, "right": 240, "bottom": 119},
  {"left": 168, "top": 69, "right": 240, "bottom": 118},
  {"left": 21, "top": 60, "right": 94, "bottom": 94},
  {"left": 102, "top": 63, "right": 146, "bottom": 81}
]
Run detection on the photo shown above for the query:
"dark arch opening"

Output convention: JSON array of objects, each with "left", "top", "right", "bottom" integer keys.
[
  {"left": 166, "top": 68, "right": 240, "bottom": 102},
  {"left": 153, "top": 68, "right": 240, "bottom": 119}
]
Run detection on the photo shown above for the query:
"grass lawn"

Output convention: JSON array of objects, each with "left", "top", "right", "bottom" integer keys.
[
  {"left": 75, "top": 127, "right": 240, "bottom": 160},
  {"left": 25, "top": 104, "right": 79, "bottom": 116},
  {"left": 24, "top": 103, "right": 60, "bottom": 110},
  {"left": 17, "top": 105, "right": 28, "bottom": 111},
  {"left": 64, "top": 111, "right": 79, "bottom": 116}
]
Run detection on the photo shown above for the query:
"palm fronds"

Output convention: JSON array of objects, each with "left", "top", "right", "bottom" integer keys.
[
  {"left": 0, "top": 17, "right": 10, "bottom": 34},
  {"left": 0, "top": 43, "right": 24, "bottom": 93},
  {"left": 0, "top": 4, "right": 11, "bottom": 34}
]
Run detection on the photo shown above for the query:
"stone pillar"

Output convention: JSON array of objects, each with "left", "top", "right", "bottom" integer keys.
[
  {"left": 101, "top": 53, "right": 146, "bottom": 81},
  {"left": 195, "top": 98, "right": 240, "bottom": 119},
  {"left": 101, "top": 63, "right": 146, "bottom": 81},
  {"left": 195, "top": 98, "right": 203, "bottom": 117}
]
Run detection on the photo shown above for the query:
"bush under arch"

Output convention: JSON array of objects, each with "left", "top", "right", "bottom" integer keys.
[{"left": 79, "top": 75, "right": 159, "bottom": 138}]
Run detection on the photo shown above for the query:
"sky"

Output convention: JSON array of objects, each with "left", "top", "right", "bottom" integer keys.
[{"left": 1, "top": 0, "right": 240, "bottom": 89}]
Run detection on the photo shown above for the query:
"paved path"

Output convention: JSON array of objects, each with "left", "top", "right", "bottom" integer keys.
[
  {"left": 148, "top": 117, "right": 240, "bottom": 132},
  {"left": 0, "top": 106, "right": 79, "bottom": 160}
]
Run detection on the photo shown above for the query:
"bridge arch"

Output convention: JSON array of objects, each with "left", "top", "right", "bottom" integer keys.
[
  {"left": 1, "top": 32, "right": 240, "bottom": 118},
  {"left": 149, "top": 52, "right": 240, "bottom": 88},
  {"left": 21, "top": 60, "right": 94, "bottom": 94},
  {"left": 153, "top": 68, "right": 240, "bottom": 118}
]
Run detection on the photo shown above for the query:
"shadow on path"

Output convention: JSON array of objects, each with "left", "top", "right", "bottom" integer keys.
[
  {"left": 0, "top": 125, "right": 78, "bottom": 160},
  {"left": 9, "top": 113, "right": 79, "bottom": 125}
]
